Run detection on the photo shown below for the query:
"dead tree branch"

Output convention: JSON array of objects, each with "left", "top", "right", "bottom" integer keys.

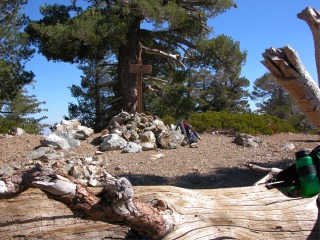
[
  {"left": 141, "top": 44, "right": 186, "bottom": 69},
  {"left": 0, "top": 164, "right": 173, "bottom": 239}
]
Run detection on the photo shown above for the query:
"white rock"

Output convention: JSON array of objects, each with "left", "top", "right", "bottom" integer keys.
[
  {"left": 122, "top": 142, "right": 142, "bottom": 153},
  {"left": 150, "top": 153, "right": 165, "bottom": 160},
  {"left": 100, "top": 134, "right": 127, "bottom": 151},
  {"left": 40, "top": 133, "right": 71, "bottom": 150},
  {"left": 0, "top": 181, "right": 8, "bottom": 194}
]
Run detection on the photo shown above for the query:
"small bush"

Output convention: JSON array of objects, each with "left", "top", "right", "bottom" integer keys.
[
  {"left": 188, "top": 111, "right": 297, "bottom": 135},
  {"left": 161, "top": 115, "right": 176, "bottom": 126},
  {"left": 0, "top": 117, "right": 48, "bottom": 134}
]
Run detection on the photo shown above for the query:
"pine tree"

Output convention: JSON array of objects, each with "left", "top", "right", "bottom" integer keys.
[
  {"left": 0, "top": 0, "right": 35, "bottom": 101},
  {"left": 0, "top": 89, "right": 48, "bottom": 134},
  {"left": 26, "top": 0, "right": 247, "bottom": 115},
  {"left": 68, "top": 59, "right": 117, "bottom": 132},
  {"left": 252, "top": 72, "right": 314, "bottom": 132}
]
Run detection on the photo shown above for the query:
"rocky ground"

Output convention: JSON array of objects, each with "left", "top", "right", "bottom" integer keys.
[{"left": 0, "top": 132, "right": 319, "bottom": 189}]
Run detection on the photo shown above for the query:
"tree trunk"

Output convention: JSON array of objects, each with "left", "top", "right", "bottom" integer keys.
[
  {"left": 0, "top": 185, "right": 318, "bottom": 239},
  {"left": 261, "top": 7, "right": 320, "bottom": 132},
  {"left": 297, "top": 7, "right": 320, "bottom": 87},
  {"left": 117, "top": 18, "right": 142, "bottom": 113},
  {"left": 261, "top": 45, "right": 320, "bottom": 132}
]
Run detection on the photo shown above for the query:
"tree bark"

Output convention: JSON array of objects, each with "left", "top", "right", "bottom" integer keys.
[
  {"left": 0, "top": 182, "right": 319, "bottom": 239},
  {"left": 117, "top": 18, "right": 142, "bottom": 113}
]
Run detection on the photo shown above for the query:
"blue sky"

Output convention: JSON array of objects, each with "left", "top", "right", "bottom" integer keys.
[{"left": 23, "top": 0, "right": 320, "bottom": 127}]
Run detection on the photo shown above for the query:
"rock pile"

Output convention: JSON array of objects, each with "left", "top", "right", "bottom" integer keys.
[
  {"left": 40, "top": 119, "right": 94, "bottom": 150},
  {"left": 100, "top": 111, "right": 186, "bottom": 153},
  {"left": 24, "top": 112, "right": 188, "bottom": 186}
]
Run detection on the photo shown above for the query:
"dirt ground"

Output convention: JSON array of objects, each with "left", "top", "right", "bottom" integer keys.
[{"left": 0, "top": 132, "right": 319, "bottom": 189}]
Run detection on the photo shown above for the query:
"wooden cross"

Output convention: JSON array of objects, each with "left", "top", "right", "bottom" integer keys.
[{"left": 129, "top": 56, "right": 152, "bottom": 113}]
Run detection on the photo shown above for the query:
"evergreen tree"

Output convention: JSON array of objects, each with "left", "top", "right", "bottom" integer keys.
[
  {"left": 26, "top": 0, "right": 247, "bottom": 115},
  {"left": 252, "top": 72, "right": 314, "bottom": 132},
  {"left": 0, "top": 0, "right": 35, "bottom": 101},
  {"left": 68, "top": 59, "right": 117, "bottom": 132},
  {"left": 0, "top": 0, "right": 47, "bottom": 134},
  {"left": 0, "top": 88, "right": 48, "bottom": 134}
]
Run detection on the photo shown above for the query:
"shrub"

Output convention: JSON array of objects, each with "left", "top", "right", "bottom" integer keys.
[
  {"left": 188, "top": 111, "right": 296, "bottom": 135},
  {"left": 161, "top": 115, "right": 176, "bottom": 126}
]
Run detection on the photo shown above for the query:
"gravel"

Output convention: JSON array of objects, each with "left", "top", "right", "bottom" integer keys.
[{"left": 0, "top": 132, "right": 319, "bottom": 189}]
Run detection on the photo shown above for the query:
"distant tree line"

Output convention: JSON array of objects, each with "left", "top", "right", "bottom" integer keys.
[{"left": 0, "top": 0, "right": 313, "bottom": 134}]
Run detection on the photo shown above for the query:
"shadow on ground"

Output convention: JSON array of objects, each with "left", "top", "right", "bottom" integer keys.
[{"left": 118, "top": 159, "right": 295, "bottom": 189}]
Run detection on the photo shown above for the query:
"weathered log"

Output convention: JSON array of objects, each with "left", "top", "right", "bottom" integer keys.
[
  {"left": 0, "top": 188, "right": 128, "bottom": 239},
  {"left": 0, "top": 185, "right": 319, "bottom": 239},
  {"left": 0, "top": 165, "right": 172, "bottom": 239}
]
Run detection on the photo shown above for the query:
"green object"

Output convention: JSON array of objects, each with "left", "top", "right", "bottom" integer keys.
[{"left": 295, "top": 150, "right": 320, "bottom": 197}]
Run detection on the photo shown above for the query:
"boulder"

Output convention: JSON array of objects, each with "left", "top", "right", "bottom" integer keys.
[
  {"left": 233, "top": 133, "right": 262, "bottom": 148},
  {"left": 141, "top": 142, "right": 156, "bottom": 151},
  {"left": 122, "top": 142, "right": 142, "bottom": 153},
  {"left": 100, "top": 134, "right": 127, "bottom": 151},
  {"left": 40, "top": 133, "right": 71, "bottom": 150},
  {"left": 55, "top": 131, "right": 80, "bottom": 148},
  {"left": 140, "top": 130, "right": 156, "bottom": 143},
  {"left": 157, "top": 130, "right": 184, "bottom": 149}
]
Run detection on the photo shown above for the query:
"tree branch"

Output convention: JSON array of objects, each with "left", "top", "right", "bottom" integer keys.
[
  {"left": 141, "top": 44, "right": 186, "bottom": 69},
  {"left": 0, "top": 164, "right": 173, "bottom": 239},
  {"left": 143, "top": 76, "right": 169, "bottom": 84}
]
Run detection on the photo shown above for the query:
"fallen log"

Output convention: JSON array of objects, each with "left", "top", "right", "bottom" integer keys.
[{"left": 0, "top": 183, "right": 319, "bottom": 239}]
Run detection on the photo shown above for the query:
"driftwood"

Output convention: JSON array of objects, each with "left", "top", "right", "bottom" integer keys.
[
  {"left": 0, "top": 164, "right": 319, "bottom": 239},
  {"left": 262, "top": 7, "right": 320, "bottom": 132}
]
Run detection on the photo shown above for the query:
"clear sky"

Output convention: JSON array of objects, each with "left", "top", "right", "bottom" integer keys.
[{"left": 23, "top": 0, "right": 320, "bottom": 127}]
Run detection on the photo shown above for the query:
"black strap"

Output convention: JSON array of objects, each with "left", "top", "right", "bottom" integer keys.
[{"left": 297, "top": 164, "right": 317, "bottom": 177}]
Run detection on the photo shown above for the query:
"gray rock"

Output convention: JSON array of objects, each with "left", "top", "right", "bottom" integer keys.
[
  {"left": 122, "top": 142, "right": 142, "bottom": 153},
  {"left": 100, "top": 134, "right": 127, "bottom": 151},
  {"left": 25, "top": 147, "right": 55, "bottom": 160},
  {"left": 282, "top": 143, "right": 295, "bottom": 151},
  {"left": 55, "top": 131, "right": 81, "bottom": 148},
  {"left": 69, "top": 165, "right": 84, "bottom": 179},
  {"left": 40, "top": 133, "right": 71, "bottom": 150},
  {"left": 140, "top": 142, "right": 156, "bottom": 151},
  {"left": 157, "top": 130, "right": 184, "bottom": 149},
  {"left": 233, "top": 133, "right": 262, "bottom": 148}
]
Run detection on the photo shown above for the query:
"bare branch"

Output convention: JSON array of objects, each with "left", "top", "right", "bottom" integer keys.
[
  {"left": 141, "top": 44, "right": 186, "bottom": 69},
  {"left": 143, "top": 76, "right": 169, "bottom": 84}
]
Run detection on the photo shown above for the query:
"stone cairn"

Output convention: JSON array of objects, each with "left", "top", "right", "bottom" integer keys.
[
  {"left": 23, "top": 112, "right": 186, "bottom": 187},
  {"left": 101, "top": 111, "right": 185, "bottom": 152}
]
